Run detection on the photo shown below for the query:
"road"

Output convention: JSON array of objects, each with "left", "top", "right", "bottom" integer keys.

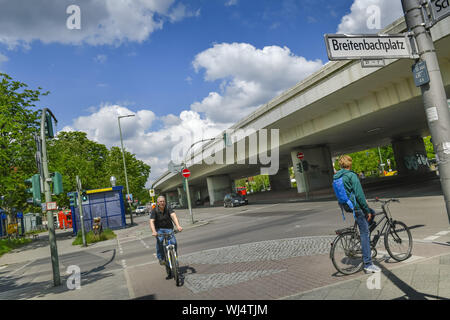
[{"left": 0, "top": 177, "right": 449, "bottom": 300}]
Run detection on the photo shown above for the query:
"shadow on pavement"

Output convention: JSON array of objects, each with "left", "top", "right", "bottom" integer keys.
[
  {"left": 0, "top": 249, "right": 120, "bottom": 300},
  {"left": 378, "top": 262, "right": 449, "bottom": 300}
]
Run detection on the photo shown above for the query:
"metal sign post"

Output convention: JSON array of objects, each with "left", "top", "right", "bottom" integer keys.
[
  {"left": 402, "top": 0, "right": 450, "bottom": 224},
  {"left": 76, "top": 176, "right": 87, "bottom": 247}
]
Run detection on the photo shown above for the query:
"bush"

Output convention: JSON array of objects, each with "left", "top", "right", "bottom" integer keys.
[
  {"left": 72, "top": 228, "right": 116, "bottom": 246},
  {"left": 0, "top": 238, "right": 32, "bottom": 257}
]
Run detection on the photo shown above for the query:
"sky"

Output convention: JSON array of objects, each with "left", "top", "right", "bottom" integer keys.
[{"left": 0, "top": 0, "right": 404, "bottom": 186}]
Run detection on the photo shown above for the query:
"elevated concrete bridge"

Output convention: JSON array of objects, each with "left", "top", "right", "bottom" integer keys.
[{"left": 153, "top": 16, "right": 450, "bottom": 207}]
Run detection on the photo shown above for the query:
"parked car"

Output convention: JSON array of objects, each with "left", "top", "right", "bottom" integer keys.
[
  {"left": 135, "top": 206, "right": 147, "bottom": 215},
  {"left": 223, "top": 193, "right": 248, "bottom": 208}
]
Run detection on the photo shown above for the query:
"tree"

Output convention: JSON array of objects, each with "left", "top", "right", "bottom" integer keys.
[
  {"left": 106, "top": 147, "right": 151, "bottom": 205},
  {"left": 0, "top": 73, "right": 48, "bottom": 217},
  {"left": 47, "top": 131, "right": 110, "bottom": 207}
]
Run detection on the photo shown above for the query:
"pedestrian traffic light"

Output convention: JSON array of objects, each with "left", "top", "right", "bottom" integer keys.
[
  {"left": 25, "top": 174, "right": 41, "bottom": 206},
  {"left": 45, "top": 113, "right": 55, "bottom": 138},
  {"left": 51, "top": 172, "right": 63, "bottom": 195},
  {"left": 68, "top": 192, "right": 77, "bottom": 208},
  {"left": 296, "top": 162, "right": 303, "bottom": 173},
  {"left": 82, "top": 190, "right": 88, "bottom": 201}
]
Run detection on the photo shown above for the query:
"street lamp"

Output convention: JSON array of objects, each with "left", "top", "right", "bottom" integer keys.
[{"left": 118, "top": 114, "right": 135, "bottom": 225}]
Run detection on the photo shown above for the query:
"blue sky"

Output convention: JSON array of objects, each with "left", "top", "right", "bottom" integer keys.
[{"left": 0, "top": 0, "right": 404, "bottom": 184}]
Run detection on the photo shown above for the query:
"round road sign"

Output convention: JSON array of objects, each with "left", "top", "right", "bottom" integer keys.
[
  {"left": 297, "top": 152, "right": 304, "bottom": 160},
  {"left": 182, "top": 168, "right": 191, "bottom": 178}
]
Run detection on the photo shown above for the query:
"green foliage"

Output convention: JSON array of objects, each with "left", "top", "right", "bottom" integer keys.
[
  {"left": 72, "top": 228, "right": 116, "bottom": 245},
  {"left": 235, "top": 175, "right": 270, "bottom": 193},
  {"left": 334, "top": 145, "right": 396, "bottom": 176},
  {"left": 0, "top": 73, "right": 48, "bottom": 214},
  {"left": 47, "top": 132, "right": 151, "bottom": 207},
  {"left": 424, "top": 136, "right": 435, "bottom": 160},
  {"left": 0, "top": 238, "right": 32, "bottom": 257}
]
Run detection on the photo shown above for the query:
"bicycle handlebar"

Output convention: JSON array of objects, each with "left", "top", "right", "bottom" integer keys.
[{"left": 367, "top": 198, "right": 400, "bottom": 204}]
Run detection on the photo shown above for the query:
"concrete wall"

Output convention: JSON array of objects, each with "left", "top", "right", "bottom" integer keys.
[
  {"left": 207, "top": 175, "right": 233, "bottom": 205},
  {"left": 392, "top": 136, "right": 430, "bottom": 175}
]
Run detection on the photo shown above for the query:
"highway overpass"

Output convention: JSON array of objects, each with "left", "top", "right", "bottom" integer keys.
[{"left": 153, "top": 16, "right": 450, "bottom": 207}]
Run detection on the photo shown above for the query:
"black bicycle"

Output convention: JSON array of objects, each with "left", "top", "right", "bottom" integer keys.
[
  {"left": 158, "top": 231, "right": 181, "bottom": 286},
  {"left": 330, "top": 198, "right": 413, "bottom": 275}
]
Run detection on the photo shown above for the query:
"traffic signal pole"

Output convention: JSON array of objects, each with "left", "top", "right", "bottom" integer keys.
[
  {"left": 40, "top": 108, "right": 61, "bottom": 286},
  {"left": 76, "top": 176, "right": 87, "bottom": 247},
  {"left": 401, "top": 0, "right": 450, "bottom": 224}
]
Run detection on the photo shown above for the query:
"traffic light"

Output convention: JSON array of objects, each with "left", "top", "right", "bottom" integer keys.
[
  {"left": 45, "top": 113, "right": 54, "bottom": 138},
  {"left": 68, "top": 192, "right": 77, "bottom": 208},
  {"left": 51, "top": 172, "right": 63, "bottom": 195},
  {"left": 296, "top": 162, "right": 303, "bottom": 173},
  {"left": 25, "top": 174, "right": 41, "bottom": 206},
  {"left": 82, "top": 190, "right": 88, "bottom": 201}
]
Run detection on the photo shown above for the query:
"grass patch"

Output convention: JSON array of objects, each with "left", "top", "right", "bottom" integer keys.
[
  {"left": 0, "top": 238, "right": 32, "bottom": 257},
  {"left": 72, "top": 228, "right": 117, "bottom": 246}
]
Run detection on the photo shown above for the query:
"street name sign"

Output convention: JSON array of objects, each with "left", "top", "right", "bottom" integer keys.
[
  {"left": 412, "top": 60, "right": 430, "bottom": 87},
  {"left": 325, "top": 34, "right": 414, "bottom": 60},
  {"left": 429, "top": 0, "right": 450, "bottom": 25}
]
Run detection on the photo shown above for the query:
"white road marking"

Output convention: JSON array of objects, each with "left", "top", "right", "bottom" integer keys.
[
  {"left": 423, "top": 235, "right": 441, "bottom": 241},
  {"left": 377, "top": 250, "right": 424, "bottom": 263},
  {"left": 436, "top": 231, "right": 450, "bottom": 236},
  {"left": 9, "top": 259, "right": 36, "bottom": 276}
]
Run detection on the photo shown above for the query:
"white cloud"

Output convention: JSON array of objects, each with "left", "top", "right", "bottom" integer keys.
[
  {"left": 337, "top": 0, "right": 403, "bottom": 34},
  {"left": 66, "top": 104, "right": 230, "bottom": 186},
  {"left": 0, "top": 53, "right": 7, "bottom": 70},
  {"left": 191, "top": 42, "right": 323, "bottom": 123},
  {"left": 94, "top": 54, "right": 107, "bottom": 64},
  {"left": 225, "top": 0, "right": 238, "bottom": 6},
  {"left": 0, "top": 0, "right": 197, "bottom": 49}
]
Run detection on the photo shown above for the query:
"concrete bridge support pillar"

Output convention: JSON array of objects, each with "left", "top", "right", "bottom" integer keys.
[
  {"left": 290, "top": 146, "right": 334, "bottom": 194},
  {"left": 392, "top": 136, "right": 430, "bottom": 175},
  {"left": 206, "top": 175, "right": 233, "bottom": 206},
  {"left": 268, "top": 167, "right": 291, "bottom": 191}
]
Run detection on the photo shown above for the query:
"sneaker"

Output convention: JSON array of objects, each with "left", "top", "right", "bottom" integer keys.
[
  {"left": 364, "top": 264, "right": 381, "bottom": 273},
  {"left": 159, "top": 259, "right": 166, "bottom": 265}
]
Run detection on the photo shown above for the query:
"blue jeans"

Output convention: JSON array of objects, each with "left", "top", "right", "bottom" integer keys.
[
  {"left": 355, "top": 210, "right": 372, "bottom": 267},
  {"left": 156, "top": 228, "right": 177, "bottom": 261}
]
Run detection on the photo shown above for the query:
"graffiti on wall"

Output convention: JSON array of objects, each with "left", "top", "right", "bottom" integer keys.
[{"left": 404, "top": 153, "right": 429, "bottom": 171}]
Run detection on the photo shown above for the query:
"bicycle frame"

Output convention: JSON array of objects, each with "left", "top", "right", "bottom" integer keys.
[{"left": 159, "top": 233, "right": 177, "bottom": 270}]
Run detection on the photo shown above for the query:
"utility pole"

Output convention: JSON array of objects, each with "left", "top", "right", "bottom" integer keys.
[
  {"left": 401, "top": 0, "right": 450, "bottom": 223},
  {"left": 40, "top": 108, "right": 60, "bottom": 286}
]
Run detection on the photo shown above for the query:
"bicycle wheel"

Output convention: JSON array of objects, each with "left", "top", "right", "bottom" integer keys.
[
  {"left": 384, "top": 220, "right": 412, "bottom": 262},
  {"left": 331, "top": 231, "right": 364, "bottom": 275},
  {"left": 169, "top": 249, "right": 180, "bottom": 286},
  {"left": 164, "top": 250, "right": 172, "bottom": 278}
]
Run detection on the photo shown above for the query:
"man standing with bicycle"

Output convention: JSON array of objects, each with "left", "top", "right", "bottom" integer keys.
[
  {"left": 150, "top": 195, "right": 183, "bottom": 265},
  {"left": 334, "top": 155, "right": 380, "bottom": 273}
]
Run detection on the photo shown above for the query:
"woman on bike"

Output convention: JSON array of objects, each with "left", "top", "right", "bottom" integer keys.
[
  {"left": 334, "top": 155, "right": 380, "bottom": 273},
  {"left": 150, "top": 195, "right": 183, "bottom": 265}
]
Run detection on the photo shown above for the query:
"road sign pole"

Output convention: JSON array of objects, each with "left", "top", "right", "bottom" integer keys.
[
  {"left": 184, "top": 178, "right": 194, "bottom": 224},
  {"left": 40, "top": 108, "right": 60, "bottom": 286},
  {"left": 402, "top": 0, "right": 450, "bottom": 223},
  {"left": 76, "top": 176, "right": 87, "bottom": 247}
]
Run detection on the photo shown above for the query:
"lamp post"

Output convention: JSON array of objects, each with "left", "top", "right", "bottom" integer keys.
[
  {"left": 118, "top": 114, "right": 135, "bottom": 225},
  {"left": 110, "top": 176, "right": 116, "bottom": 187}
]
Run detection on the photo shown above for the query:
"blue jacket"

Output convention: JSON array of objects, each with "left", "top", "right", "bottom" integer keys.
[{"left": 333, "top": 169, "right": 370, "bottom": 214}]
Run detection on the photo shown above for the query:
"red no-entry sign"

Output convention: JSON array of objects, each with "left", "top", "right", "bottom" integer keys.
[
  {"left": 182, "top": 168, "right": 191, "bottom": 178},
  {"left": 297, "top": 152, "right": 304, "bottom": 160}
]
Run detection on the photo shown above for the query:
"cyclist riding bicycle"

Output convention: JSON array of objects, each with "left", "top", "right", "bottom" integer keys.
[
  {"left": 150, "top": 195, "right": 183, "bottom": 265},
  {"left": 334, "top": 155, "right": 380, "bottom": 273}
]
